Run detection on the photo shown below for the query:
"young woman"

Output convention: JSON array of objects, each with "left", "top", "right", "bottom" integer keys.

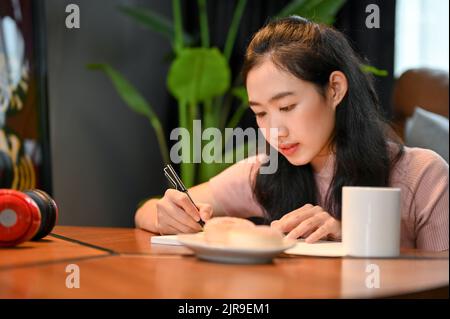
[{"left": 135, "top": 16, "right": 448, "bottom": 251}]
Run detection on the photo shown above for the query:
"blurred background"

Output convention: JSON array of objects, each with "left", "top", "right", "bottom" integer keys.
[{"left": 0, "top": 0, "right": 448, "bottom": 227}]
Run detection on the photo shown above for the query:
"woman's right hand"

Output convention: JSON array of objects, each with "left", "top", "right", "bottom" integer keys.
[{"left": 156, "top": 189, "right": 213, "bottom": 235}]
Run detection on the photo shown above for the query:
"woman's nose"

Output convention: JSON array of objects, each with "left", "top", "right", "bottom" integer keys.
[
  {"left": 277, "top": 126, "right": 288, "bottom": 138},
  {"left": 270, "top": 119, "right": 288, "bottom": 138},
  {"left": 265, "top": 119, "right": 288, "bottom": 143},
  {"left": 268, "top": 115, "right": 286, "bottom": 131}
]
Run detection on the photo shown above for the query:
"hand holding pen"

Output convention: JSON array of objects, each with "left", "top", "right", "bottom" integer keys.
[{"left": 155, "top": 164, "right": 212, "bottom": 235}]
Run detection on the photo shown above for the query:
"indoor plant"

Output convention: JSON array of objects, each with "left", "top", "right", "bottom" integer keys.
[{"left": 89, "top": 0, "right": 348, "bottom": 188}]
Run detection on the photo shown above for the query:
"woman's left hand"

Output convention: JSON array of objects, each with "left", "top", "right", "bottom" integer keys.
[{"left": 270, "top": 204, "right": 341, "bottom": 243}]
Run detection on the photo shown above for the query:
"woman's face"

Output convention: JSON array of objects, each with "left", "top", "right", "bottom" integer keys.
[{"left": 246, "top": 59, "right": 339, "bottom": 169}]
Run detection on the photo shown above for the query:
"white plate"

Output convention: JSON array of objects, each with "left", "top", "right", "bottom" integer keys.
[{"left": 178, "top": 233, "right": 297, "bottom": 264}]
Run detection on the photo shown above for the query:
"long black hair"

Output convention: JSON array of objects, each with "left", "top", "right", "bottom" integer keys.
[{"left": 242, "top": 16, "right": 403, "bottom": 221}]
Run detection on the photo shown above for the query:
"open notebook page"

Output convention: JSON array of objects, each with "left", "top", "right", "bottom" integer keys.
[{"left": 150, "top": 235, "right": 182, "bottom": 246}]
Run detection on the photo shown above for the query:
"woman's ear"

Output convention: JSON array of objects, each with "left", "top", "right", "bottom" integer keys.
[{"left": 328, "top": 71, "right": 348, "bottom": 109}]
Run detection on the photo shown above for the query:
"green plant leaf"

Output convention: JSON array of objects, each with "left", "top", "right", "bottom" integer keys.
[
  {"left": 226, "top": 86, "right": 249, "bottom": 128},
  {"left": 88, "top": 64, "right": 155, "bottom": 118},
  {"left": 87, "top": 63, "right": 170, "bottom": 164},
  {"left": 361, "top": 64, "right": 389, "bottom": 77},
  {"left": 172, "top": 0, "right": 185, "bottom": 54},
  {"left": 167, "top": 48, "right": 231, "bottom": 105},
  {"left": 224, "top": 0, "right": 247, "bottom": 60},
  {"left": 231, "top": 86, "right": 248, "bottom": 105},
  {"left": 197, "top": 0, "right": 210, "bottom": 48},
  {"left": 118, "top": 5, "right": 193, "bottom": 46},
  {"left": 277, "top": 0, "right": 346, "bottom": 25}
]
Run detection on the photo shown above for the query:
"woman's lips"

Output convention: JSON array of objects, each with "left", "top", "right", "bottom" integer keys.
[{"left": 279, "top": 143, "right": 299, "bottom": 156}]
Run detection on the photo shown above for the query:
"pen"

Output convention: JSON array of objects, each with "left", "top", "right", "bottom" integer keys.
[{"left": 163, "top": 164, "right": 205, "bottom": 227}]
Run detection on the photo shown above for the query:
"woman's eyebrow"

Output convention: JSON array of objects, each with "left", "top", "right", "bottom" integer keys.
[{"left": 249, "top": 91, "right": 295, "bottom": 106}]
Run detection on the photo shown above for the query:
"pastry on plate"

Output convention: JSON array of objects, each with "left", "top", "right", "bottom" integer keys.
[
  {"left": 203, "top": 216, "right": 255, "bottom": 245},
  {"left": 203, "top": 217, "right": 284, "bottom": 249},
  {"left": 228, "top": 225, "right": 284, "bottom": 249}
]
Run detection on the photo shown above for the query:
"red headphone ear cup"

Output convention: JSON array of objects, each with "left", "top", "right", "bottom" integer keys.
[
  {"left": 24, "top": 189, "right": 58, "bottom": 240},
  {"left": 0, "top": 189, "right": 41, "bottom": 247}
]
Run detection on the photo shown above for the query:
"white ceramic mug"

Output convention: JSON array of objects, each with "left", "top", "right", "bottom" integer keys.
[{"left": 342, "top": 187, "right": 401, "bottom": 257}]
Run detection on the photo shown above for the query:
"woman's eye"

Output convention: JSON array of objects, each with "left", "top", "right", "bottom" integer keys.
[
  {"left": 280, "top": 104, "right": 296, "bottom": 112},
  {"left": 254, "top": 112, "right": 266, "bottom": 118}
]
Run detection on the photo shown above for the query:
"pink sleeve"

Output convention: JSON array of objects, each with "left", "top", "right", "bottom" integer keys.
[
  {"left": 411, "top": 150, "right": 449, "bottom": 251},
  {"left": 208, "top": 155, "right": 267, "bottom": 218}
]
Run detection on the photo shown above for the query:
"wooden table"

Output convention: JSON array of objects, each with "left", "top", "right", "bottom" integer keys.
[{"left": 0, "top": 226, "right": 448, "bottom": 298}]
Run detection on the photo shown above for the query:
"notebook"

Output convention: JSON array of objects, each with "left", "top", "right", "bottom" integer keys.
[
  {"left": 150, "top": 235, "right": 182, "bottom": 246},
  {"left": 285, "top": 240, "right": 345, "bottom": 257}
]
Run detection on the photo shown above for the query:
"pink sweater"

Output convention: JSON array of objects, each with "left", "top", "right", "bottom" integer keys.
[{"left": 209, "top": 146, "right": 449, "bottom": 251}]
